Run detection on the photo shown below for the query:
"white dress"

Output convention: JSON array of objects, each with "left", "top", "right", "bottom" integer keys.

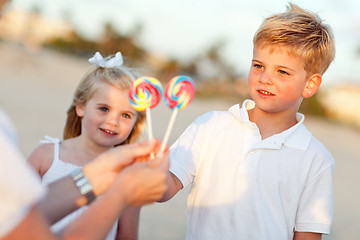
[{"left": 41, "top": 136, "right": 118, "bottom": 239}]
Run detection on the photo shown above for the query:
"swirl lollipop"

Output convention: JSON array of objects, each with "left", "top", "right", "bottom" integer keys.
[
  {"left": 129, "top": 77, "right": 163, "bottom": 150},
  {"left": 129, "top": 76, "right": 163, "bottom": 111},
  {"left": 160, "top": 75, "right": 195, "bottom": 152}
]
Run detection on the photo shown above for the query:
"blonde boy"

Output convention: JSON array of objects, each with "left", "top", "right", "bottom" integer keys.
[{"left": 160, "top": 3, "right": 335, "bottom": 240}]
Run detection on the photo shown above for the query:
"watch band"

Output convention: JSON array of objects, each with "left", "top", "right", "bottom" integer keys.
[{"left": 70, "top": 168, "right": 96, "bottom": 205}]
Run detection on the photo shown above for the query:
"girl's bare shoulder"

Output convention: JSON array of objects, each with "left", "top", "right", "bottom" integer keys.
[{"left": 27, "top": 143, "right": 55, "bottom": 176}]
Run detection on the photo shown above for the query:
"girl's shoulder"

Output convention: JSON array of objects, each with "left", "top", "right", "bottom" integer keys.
[{"left": 27, "top": 142, "right": 56, "bottom": 177}]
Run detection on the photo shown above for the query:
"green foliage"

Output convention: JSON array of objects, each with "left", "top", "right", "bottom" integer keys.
[
  {"left": 299, "top": 92, "right": 326, "bottom": 116},
  {"left": 45, "top": 23, "right": 146, "bottom": 60}
]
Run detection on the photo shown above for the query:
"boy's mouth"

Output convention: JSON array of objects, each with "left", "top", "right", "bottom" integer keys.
[{"left": 258, "top": 89, "right": 274, "bottom": 96}]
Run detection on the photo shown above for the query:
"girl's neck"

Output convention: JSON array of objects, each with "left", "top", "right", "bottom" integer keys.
[
  {"left": 61, "top": 136, "right": 111, "bottom": 166},
  {"left": 77, "top": 135, "right": 111, "bottom": 154},
  {"left": 248, "top": 108, "right": 298, "bottom": 140}
]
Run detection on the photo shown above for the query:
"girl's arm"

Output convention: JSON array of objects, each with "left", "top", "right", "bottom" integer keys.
[{"left": 115, "top": 207, "right": 140, "bottom": 240}]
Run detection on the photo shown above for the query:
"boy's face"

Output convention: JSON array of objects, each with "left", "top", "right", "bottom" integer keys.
[{"left": 248, "top": 44, "right": 310, "bottom": 116}]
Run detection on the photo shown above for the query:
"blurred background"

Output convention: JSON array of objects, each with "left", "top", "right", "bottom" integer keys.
[{"left": 0, "top": 0, "right": 359, "bottom": 239}]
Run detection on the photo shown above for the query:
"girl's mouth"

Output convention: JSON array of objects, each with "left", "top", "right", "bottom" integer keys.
[{"left": 100, "top": 128, "right": 118, "bottom": 135}]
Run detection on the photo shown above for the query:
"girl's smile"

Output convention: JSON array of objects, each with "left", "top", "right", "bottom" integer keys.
[{"left": 99, "top": 127, "right": 118, "bottom": 136}]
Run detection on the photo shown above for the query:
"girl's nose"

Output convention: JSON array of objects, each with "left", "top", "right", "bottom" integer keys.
[{"left": 107, "top": 115, "right": 120, "bottom": 127}]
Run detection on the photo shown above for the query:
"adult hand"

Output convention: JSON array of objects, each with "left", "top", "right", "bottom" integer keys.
[
  {"left": 83, "top": 139, "right": 161, "bottom": 196},
  {"left": 111, "top": 151, "right": 169, "bottom": 206}
]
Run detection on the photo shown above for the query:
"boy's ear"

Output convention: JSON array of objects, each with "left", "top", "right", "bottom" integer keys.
[
  {"left": 76, "top": 104, "right": 85, "bottom": 117},
  {"left": 303, "top": 73, "right": 322, "bottom": 99}
]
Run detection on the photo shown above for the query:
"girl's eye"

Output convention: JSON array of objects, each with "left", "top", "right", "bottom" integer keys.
[
  {"left": 99, "top": 107, "right": 109, "bottom": 112},
  {"left": 122, "top": 113, "right": 131, "bottom": 119}
]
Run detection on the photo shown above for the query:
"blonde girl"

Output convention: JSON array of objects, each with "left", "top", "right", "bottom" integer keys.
[{"left": 28, "top": 52, "right": 145, "bottom": 240}]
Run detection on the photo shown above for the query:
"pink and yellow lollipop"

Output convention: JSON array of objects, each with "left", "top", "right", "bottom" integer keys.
[
  {"left": 164, "top": 75, "right": 195, "bottom": 109},
  {"left": 161, "top": 75, "right": 195, "bottom": 152},
  {"left": 129, "top": 76, "right": 163, "bottom": 111},
  {"left": 129, "top": 77, "right": 163, "bottom": 156}
]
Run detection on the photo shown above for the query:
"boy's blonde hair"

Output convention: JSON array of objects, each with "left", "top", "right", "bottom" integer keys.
[
  {"left": 64, "top": 59, "right": 145, "bottom": 144},
  {"left": 253, "top": 3, "right": 335, "bottom": 76}
]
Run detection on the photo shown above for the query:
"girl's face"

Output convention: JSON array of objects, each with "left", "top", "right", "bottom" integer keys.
[
  {"left": 76, "top": 82, "right": 138, "bottom": 149},
  {"left": 248, "top": 44, "right": 310, "bottom": 116}
]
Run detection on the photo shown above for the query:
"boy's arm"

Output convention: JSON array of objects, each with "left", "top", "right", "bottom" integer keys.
[
  {"left": 158, "top": 172, "right": 183, "bottom": 202},
  {"left": 115, "top": 206, "right": 140, "bottom": 240},
  {"left": 293, "top": 232, "right": 322, "bottom": 240}
]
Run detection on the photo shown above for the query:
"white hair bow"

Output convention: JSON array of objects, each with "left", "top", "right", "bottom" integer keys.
[{"left": 88, "top": 52, "right": 124, "bottom": 68}]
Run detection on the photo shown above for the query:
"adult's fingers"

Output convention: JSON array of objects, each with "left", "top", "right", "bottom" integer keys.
[
  {"left": 106, "top": 139, "right": 160, "bottom": 169},
  {"left": 147, "top": 151, "right": 170, "bottom": 172}
]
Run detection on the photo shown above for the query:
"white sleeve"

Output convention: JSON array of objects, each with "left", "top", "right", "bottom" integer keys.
[
  {"left": 169, "top": 112, "right": 212, "bottom": 188},
  {"left": 295, "top": 153, "right": 334, "bottom": 234},
  {"left": 0, "top": 111, "right": 45, "bottom": 237}
]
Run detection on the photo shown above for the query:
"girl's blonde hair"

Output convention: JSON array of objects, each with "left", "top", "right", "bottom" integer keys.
[
  {"left": 253, "top": 3, "right": 335, "bottom": 76},
  {"left": 63, "top": 56, "right": 145, "bottom": 144}
]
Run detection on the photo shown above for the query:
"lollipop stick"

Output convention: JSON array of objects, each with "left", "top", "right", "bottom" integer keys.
[
  {"left": 146, "top": 108, "right": 153, "bottom": 140},
  {"left": 160, "top": 108, "right": 179, "bottom": 152},
  {"left": 146, "top": 108, "right": 155, "bottom": 159}
]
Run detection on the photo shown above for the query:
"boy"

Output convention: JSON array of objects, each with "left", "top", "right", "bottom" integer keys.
[{"left": 160, "top": 3, "right": 335, "bottom": 240}]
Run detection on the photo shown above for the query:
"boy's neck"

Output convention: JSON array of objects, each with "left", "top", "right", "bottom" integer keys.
[{"left": 248, "top": 107, "right": 298, "bottom": 140}]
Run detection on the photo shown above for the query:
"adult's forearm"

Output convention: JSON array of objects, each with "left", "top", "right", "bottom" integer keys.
[
  {"left": 61, "top": 181, "right": 127, "bottom": 240},
  {"left": 37, "top": 176, "right": 84, "bottom": 225}
]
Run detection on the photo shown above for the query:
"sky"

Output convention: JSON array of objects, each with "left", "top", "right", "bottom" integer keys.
[{"left": 10, "top": 0, "right": 360, "bottom": 87}]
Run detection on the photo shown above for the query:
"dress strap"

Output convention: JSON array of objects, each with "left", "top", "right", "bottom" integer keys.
[{"left": 40, "top": 136, "right": 61, "bottom": 161}]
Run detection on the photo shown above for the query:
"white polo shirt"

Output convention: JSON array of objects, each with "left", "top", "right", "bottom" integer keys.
[
  {"left": 0, "top": 108, "right": 45, "bottom": 237},
  {"left": 170, "top": 100, "right": 334, "bottom": 240}
]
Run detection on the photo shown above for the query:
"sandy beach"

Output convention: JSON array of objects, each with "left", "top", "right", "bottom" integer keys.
[{"left": 1, "top": 42, "right": 359, "bottom": 240}]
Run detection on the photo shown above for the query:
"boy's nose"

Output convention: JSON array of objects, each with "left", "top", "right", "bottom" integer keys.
[{"left": 259, "top": 71, "right": 272, "bottom": 85}]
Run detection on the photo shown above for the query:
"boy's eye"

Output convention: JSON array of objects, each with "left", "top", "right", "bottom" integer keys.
[
  {"left": 99, "top": 107, "right": 109, "bottom": 112},
  {"left": 279, "top": 70, "right": 289, "bottom": 75},
  {"left": 253, "top": 64, "right": 263, "bottom": 69}
]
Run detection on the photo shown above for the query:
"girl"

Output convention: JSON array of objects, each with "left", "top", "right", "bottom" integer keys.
[{"left": 28, "top": 51, "right": 145, "bottom": 240}]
